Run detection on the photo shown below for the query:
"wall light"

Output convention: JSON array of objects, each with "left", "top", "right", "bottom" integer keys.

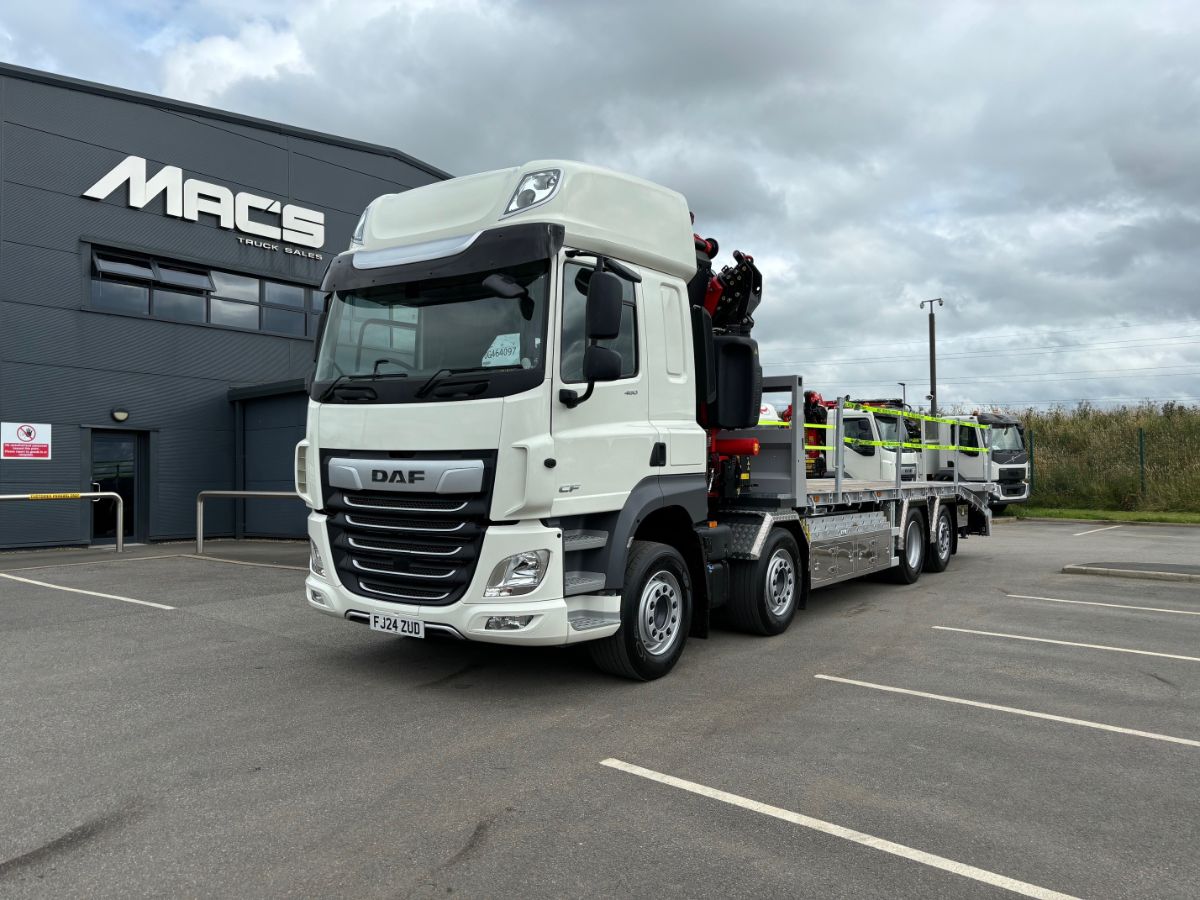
[{"left": 110, "top": 408, "right": 130, "bottom": 423}]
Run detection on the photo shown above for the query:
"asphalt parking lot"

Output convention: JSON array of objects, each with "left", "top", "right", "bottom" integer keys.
[{"left": 1, "top": 521, "right": 1198, "bottom": 899}]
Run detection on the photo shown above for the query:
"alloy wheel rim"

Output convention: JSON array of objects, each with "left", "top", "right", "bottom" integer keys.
[
  {"left": 906, "top": 519, "right": 923, "bottom": 568},
  {"left": 637, "top": 570, "right": 682, "bottom": 657},
  {"left": 765, "top": 549, "right": 796, "bottom": 617}
]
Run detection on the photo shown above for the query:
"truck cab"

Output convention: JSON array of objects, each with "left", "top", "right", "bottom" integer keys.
[
  {"left": 932, "top": 413, "right": 1029, "bottom": 508},
  {"left": 840, "top": 409, "right": 921, "bottom": 482},
  {"left": 298, "top": 161, "right": 717, "bottom": 679}
]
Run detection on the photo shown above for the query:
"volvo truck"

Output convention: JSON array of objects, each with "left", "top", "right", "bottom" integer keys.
[
  {"left": 297, "top": 161, "right": 995, "bottom": 680},
  {"left": 929, "top": 413, "right": 1030, "bottom": 509}
]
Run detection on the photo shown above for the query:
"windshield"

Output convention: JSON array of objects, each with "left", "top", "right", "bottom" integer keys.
[
  {"left": 314, "top": 260, "right": 549, "bottom": 402},
  {"left": 991, "top": 425, "right": 1024, "bottom": 451}
]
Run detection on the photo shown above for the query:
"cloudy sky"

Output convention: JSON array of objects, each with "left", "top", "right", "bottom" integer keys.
[{"left": 3, "top": 0, "right": 1199, "bottom": 410}]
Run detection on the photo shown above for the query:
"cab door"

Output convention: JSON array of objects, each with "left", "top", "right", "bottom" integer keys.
[{"left": 550, "top": 257, "right": 656, "bottom": 516}]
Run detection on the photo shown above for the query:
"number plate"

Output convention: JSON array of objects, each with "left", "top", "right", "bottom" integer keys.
[{"left": 369, "top": 612, "right": 424, "bottom": 638}]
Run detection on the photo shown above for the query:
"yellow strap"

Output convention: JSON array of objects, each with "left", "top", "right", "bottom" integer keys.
[
  {"left": 846, "top": 402, "right": 991, "bottom": 429},
  {"left": 804, "top": 445, "right": 833, "bottom": 451},
  {"left": 29, "top": 492, "right": 81, "bottom": 500}
]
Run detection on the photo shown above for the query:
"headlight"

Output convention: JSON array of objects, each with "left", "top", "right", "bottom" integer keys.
[
  {"left": 503, "top": 169, "right": 561, "bottom": 216},
  {"left": 309, "top": 540, "right": 326, "bottom": 577},
  {"left": 484, "top": 550, "right": 550, "bottom": 597}
]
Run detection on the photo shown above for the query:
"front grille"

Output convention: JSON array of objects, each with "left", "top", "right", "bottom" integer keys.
[
  {"left": 998, "top": 467, "right": 1026, "bottom": 483},
  {"left": 321, "top": 453, "right": 494, "bottom": 607}
]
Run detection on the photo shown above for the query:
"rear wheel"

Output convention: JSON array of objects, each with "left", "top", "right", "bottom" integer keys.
[
  {"left": 727, "top": 529, "right": 802, "bottom": 635},
  {"left": 887, "top": 508, "right": 926, "bottom": 584},
  {"left": 924, "top": 506, "right": 953, "bottom": 573},
  {"left": 589, "top": 541, "right": 692, "bottom": 680}
]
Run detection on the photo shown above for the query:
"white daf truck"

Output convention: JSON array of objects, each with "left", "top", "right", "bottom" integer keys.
[{"left": 297, "top": 161, "right": 995, "bottom": 679}]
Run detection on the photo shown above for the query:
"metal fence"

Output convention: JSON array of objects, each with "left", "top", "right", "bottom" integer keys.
[
  {"left": 0, "top": 491, "right": 125, "bottom": 552},
  {"left": 194, "top": 490, "right": 299, "bottom": 554}
]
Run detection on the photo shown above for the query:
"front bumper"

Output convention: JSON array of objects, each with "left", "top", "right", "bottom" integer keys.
[{"left": 305, "top": 513, "right": 616, "bottom": 646}]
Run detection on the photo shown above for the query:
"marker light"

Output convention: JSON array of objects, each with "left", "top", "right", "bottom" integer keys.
[
  {"left": 483, "top": 550, "right": 550, "bottom": 597},
  {"left": 503, "top": 169, "right": 561, "bottom": 217}
]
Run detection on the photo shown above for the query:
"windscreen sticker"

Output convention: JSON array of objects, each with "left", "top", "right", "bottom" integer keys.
[{"left": 482, "top": 333, "right": 521, "bottom": 367}]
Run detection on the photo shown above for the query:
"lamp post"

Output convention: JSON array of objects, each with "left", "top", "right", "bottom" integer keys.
[
  {"left": 919, "top": 298, "right": 943, "bottom": 415},
  {"left": 898, "top": 382, "right": 906, "bottom": 407}
]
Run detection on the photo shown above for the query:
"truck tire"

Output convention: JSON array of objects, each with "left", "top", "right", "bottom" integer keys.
[
  {"left": 887, "top": 508, "right": 926, "bottom": 584},
  {"left": 924, "top": 506, "right": 953, "bottom": 573},
  {"left": 727, "top": 529, "right": 802, "bottom": 635},
  {"left": 589, "top": 540, "right": 692, "bottom": 681}
]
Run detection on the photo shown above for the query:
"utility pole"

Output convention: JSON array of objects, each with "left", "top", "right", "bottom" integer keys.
[
  {"left": 919, "top": 298, "right": 943, "bottom": 415},
  {"left": 898, "top": 382, "right": 906, "bottom": 407}
]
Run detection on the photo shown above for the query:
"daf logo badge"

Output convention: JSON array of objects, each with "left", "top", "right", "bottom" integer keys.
[{"left": 372, "top": 469, "right": 425, "bottom": 485}]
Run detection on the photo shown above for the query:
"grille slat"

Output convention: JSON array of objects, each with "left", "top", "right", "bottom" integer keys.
[{"left": 321, "top": 451, "right": 493, "bottom": 607}]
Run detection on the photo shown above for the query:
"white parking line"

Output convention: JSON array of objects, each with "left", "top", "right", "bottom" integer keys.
[
  {"left": 0, "top": 572, "right": 174, "bottom": 610},
  {"left": 601, "top": 758, "right": 1079, "bottom": 900},
  {"left": 1072, "top": 524, "right": 1122, "bottom": 536},
  {"left": 814, "top": 674, "right": 1200, "bottom": 748},
  {"left": 1007, "top": 594, "right": 1200, "bottom": 617},
  {"left": 933, "top": 626, "right": 1200, "bottom": 663}
]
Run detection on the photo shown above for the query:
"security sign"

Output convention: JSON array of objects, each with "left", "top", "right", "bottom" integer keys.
[{"left": 2, "top": 422, "right": 52, "bottom": 460}]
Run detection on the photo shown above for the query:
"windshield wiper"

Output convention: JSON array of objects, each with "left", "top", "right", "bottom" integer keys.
[
  {"left": 317, "top": 370, "right": 406, "bottom": 402},
  {"left": 415, "top": 365, "right": 522, "bottom": 399}
]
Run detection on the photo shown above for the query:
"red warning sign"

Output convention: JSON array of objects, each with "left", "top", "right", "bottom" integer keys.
[{"left": 2, "top": 422, "right": 52, "bottom": 459}]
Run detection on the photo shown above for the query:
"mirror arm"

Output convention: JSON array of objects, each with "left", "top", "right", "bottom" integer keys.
[{"left": 559, "top": 382, "right": 595, "bottom": 408}]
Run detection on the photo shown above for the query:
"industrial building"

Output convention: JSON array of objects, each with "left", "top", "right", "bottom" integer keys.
[{"left": 0, "top": 63, "right": 447, "bottom": 548}]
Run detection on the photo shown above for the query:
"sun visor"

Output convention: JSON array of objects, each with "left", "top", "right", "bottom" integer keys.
[{"left": 321, "top": 223, "right": 565, "bottom": 294}]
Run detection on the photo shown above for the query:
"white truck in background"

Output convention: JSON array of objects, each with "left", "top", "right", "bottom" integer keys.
[
  {"left": 296, "top": 160, "right": 997, "bottom": 680},
  {"left": 839, "top": 407, "right": 921, "bottom": 484},
  {"left": 929, "top": 413, "right": 1030, "bottom": 509}
]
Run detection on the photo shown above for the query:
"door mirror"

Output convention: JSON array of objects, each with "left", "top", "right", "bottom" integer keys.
[
  {"left": 585, "top": 271, "right": 623, "bottom": 340},
  {"left": 584, "top": 345, "right": 621, "bottom": 382}
]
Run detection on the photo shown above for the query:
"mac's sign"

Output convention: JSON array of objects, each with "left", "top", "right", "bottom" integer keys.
[{"left": 83, "top": 155, "right": 325, "bottom": 250}]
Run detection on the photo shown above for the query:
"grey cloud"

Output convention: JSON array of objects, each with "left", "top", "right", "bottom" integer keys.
[{"left": 4, "top": 0, "right": 1199, "bottom": 407}]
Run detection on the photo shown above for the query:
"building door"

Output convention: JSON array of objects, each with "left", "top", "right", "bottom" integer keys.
[{"left": 91, "top": 431, "right": 139, "bottom": 543}]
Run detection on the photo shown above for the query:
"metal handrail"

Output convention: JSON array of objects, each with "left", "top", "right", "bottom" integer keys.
[
  {"left": 0, "top": 491, "right": 125, "bottom": 552},
  {"left": 195, "top": 490, "right": 299, "bottom": 554}
]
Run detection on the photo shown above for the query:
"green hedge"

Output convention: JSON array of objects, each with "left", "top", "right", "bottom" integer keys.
[{"left": 1014, "top": 403, "right": 1200, "bottom": 512}]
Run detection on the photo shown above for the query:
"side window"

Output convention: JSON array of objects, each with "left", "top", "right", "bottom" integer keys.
[
  {"left": 561, "top": 262, "right": 637, "bottom": 382},
  {"left": 845, "top": 418, "right": 875, "bottom": 455},
  {"left": 957, "top": 423, "right": 981, "bottom": 457}
]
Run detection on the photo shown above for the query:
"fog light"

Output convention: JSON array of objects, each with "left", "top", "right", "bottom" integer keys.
[
  {"left": 310, "top": 540, "right": 326, "bottom": 577},
  {"left": 483, "top": 550, "right": 549, "bottom": 597},
  {"left": 310, "top": 589, "right": 328, "bottom": 607},
  {"left": 485, "top": 615, "right": 534, "bottom": 631}
]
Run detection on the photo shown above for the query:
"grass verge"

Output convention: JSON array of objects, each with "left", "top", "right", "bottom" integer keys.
[{"left": 1008, "top": 506, "right": 1200, "bottom": 525}]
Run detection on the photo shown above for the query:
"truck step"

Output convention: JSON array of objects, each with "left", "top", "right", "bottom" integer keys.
[
  {"left": 564, "top": 571, "right": 606, "bottom": 596},
  {"left": 562, "top": 529, "right": 608, "bottom": 552}
]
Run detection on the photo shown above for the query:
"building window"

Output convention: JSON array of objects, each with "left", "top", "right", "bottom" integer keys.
[{"left": 89, "top": 248, "right": 320, "bottom": 337}]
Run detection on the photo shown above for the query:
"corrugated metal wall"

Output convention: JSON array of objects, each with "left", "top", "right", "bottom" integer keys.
[
  {"left": 0, "top": 67, "right": 443, "bottom": 548},
  {"left": 241, "top": 392, "right": 309, "bottom": 538}
]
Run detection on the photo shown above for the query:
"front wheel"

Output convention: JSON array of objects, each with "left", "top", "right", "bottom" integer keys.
[{"left": 589, "top": 541, "right": 692, "bottom": 680}]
